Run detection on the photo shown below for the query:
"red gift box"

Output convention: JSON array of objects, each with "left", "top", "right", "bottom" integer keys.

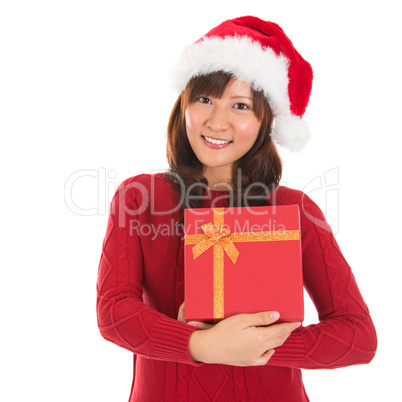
[{"left": 184, "top": 205, "right": 304, "bottom": 323}]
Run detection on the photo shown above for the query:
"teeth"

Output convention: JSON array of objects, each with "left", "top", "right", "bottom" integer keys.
[{"left": 203, "top": 136, "right": 231, "bottom": 145}]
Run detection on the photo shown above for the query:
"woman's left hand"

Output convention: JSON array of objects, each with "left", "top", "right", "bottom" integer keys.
[{"left": 177, "top": 302, "right": 214, "bottom": 330}]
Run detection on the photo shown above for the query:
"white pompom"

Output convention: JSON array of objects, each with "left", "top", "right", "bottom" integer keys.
[{"left": 271, "top": 114, "right": 311, "bottom": 152}]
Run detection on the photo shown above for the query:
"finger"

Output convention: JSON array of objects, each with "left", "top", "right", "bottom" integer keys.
[
  {"left": 177, "top": 315, "right": 186, "bottom": 323},
  {"left": 260, "top": 322, "right": 302, "bottom": 349},
  {"left": 177, "top": 304, "right": 184, "bottom": 317},
  {"left": 238, "top": 311, "right": 281, "bottom": 328},
  {"left": 259, "top": 321, "right": 301, "bottom": 335},
  {"left": 177, "top": 302, "right": 186, "bottom": 323},
  {"left": 187, "top": 321, "right": 214, "bottom": 330}
]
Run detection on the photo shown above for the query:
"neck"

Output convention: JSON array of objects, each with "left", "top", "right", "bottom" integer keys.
[{"left": 203, "top": 166, "right": 233, "bottom": 191}]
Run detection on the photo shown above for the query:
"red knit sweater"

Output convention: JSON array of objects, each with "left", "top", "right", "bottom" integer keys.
[{"left": 96, "top": 173, "right": 377, "bottom": 401}]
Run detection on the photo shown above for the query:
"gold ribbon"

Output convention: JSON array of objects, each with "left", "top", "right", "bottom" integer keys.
[
  {"left": 191, "top": 222, "right": 240, "bottom": 265},
  {"left": 184, "top": 207, "right": 300, "bottom": 320}
]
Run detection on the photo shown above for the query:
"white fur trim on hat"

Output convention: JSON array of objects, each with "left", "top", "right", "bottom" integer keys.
[
  {"left": 272, "top": 114, "right": 311, "bottom": 152},
  {"left": 171, "top": 36, "right": 291, "bottom": 117}
]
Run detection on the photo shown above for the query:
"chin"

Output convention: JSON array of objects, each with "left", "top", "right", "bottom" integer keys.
[{"left": 200, "top": 160, "right": 232, "bottom": 169}]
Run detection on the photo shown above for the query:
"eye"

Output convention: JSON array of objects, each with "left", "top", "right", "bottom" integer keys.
[
  {"left": 198, "top": 96, "right": 212, "bottom": 104},
  {"left": 234, "top": 103, "right": 250, "bottom": 110}
]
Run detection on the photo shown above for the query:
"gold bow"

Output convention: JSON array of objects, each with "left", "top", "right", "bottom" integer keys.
[{"left": 191, "top": 222, "right": 239, "bottom": 265}]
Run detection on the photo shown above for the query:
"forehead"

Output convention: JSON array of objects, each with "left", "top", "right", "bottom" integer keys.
[
  {"left": 224, "top": 79, "right": 253, "bottom": 97},
  {"left": 189, "top": 74, "right": 253, "bottom": 100}
]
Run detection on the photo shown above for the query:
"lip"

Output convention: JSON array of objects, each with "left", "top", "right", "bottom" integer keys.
[{"left": 201, "top": 135, "right": 232, "bottom": 149}]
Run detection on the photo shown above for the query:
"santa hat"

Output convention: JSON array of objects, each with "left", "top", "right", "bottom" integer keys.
[{"left": 172, "top": 16, "right": 313, "bottom": 152}]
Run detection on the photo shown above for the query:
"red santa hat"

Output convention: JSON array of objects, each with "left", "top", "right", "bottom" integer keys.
[{"left": 171, "top": 16, "right": 313, "bottom": 152}]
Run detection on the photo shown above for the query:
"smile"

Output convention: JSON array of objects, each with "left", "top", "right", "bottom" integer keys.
[{"left": 202, "top": 135, "right": 232, "bottom": 145}]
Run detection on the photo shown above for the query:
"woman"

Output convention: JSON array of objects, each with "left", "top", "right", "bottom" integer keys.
[{"left": 96, "top": 16, "right": 377, "bottom": 401}]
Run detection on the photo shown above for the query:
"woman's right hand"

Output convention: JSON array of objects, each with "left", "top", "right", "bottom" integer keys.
[{"left": 188, "top": 311, "right": 300, "bottom": 366}]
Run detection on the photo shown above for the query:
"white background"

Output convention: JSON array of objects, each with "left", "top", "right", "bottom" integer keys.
[{"left": 1, "top": 1, "right": 401, "bottom": 401}]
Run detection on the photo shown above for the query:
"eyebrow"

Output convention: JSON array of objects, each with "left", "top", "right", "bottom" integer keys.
[{"left": 230, "top": 95, "right": 253, "bottom": 100}]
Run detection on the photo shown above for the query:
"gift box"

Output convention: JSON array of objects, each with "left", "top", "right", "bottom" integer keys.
[{"left": 184, "top": 205, "right": 304, "bottom": 323}]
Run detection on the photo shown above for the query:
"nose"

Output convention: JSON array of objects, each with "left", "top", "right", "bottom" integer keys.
[{"left": 206, "top": 105, "right": 230, "bottom": 132}]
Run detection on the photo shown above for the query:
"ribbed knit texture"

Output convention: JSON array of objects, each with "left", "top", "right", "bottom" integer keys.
[{"left": 96, "top": 173, "right": 377, "bottom": 401}]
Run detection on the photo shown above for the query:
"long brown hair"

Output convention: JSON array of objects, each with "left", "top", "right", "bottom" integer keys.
[{"left": 165, "top": 71, "right": 282, "bottom": 220}]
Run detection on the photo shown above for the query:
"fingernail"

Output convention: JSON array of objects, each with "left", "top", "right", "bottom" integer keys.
[
  {"left": 270, "top": 312, "right": 279, "bottom": 319},
  {"left": 187, "top": 322, "right": 197, "bottom": 326}
]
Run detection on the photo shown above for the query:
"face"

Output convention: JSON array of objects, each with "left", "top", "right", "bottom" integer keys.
[{"left": 185, "top": 78, "right": 262, "bottom": 185}]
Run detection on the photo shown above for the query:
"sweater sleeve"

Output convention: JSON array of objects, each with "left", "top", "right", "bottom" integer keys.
[
  {"left": 96, "top": 180, "right": 200, "bottom": 365},
  {"left": 267, "top": 190, "right": 377, "bottom": 369}
]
